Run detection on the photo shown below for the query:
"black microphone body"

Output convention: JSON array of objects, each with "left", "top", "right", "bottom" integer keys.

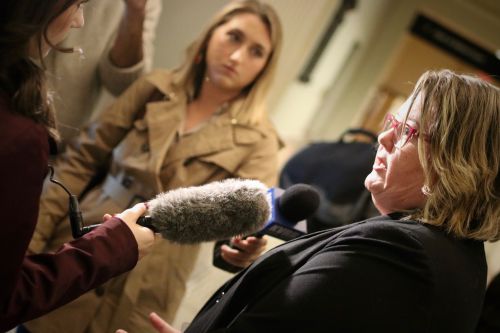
[
  {"left": 136, "top": 216, "right": 158, "bottom": 232},
  {"left": 69, "top": 195, "right": 100, "bottom": 238},
  {"left": 68, "top": 195, "right": 85, "bottom": 238},
  {"left": 213, "top": 184, "right": 320, "bottom": 272}
]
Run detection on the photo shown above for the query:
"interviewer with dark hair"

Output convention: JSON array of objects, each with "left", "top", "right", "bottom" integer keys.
[
  {"left": 0, "top": 1, "right": 155, "bottom": 330},
  {"left": 120, "top": 69, "right": 500, "bottom": 333}
]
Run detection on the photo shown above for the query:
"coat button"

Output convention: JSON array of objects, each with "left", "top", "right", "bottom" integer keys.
[
  {"left": 183, "top": 158, "right": 194, "bottom": 166},
  {"left": 141, "top": 143, "right": 150, "bottom": 152},
  {"left": 231, "top": 118, "right": 238, "bottom": 125},
  {"left": 121, "top": 175, "right": 133, "bottom": 189}
]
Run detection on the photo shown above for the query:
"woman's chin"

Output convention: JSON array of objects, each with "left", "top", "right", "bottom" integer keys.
[{"left": 364, "top": 172, "right": 384, "bottom": 195}]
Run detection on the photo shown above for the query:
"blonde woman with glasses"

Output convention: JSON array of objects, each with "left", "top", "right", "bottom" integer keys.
[{"left": 121, "top": 69, "right": 499, "bottom": 333}]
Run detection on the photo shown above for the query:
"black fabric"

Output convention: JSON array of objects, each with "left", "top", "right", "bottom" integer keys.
[
  {"left": 279, "top": 128, "right": 379, "bottom": 231},
  {"left": 16, "top": 325, "right": 31, "bottom": 333},
  {"left": 476, "top": 273, "right": 500, "bottom": 332},
  {"left": 186, "top": 215, "right": 486, "bottom": 333}
]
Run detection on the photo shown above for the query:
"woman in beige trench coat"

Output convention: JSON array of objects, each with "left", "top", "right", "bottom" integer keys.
[{"left": 23, "top": 1, "right": 284, "bottom": 332}]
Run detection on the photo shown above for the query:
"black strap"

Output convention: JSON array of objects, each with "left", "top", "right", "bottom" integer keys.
[{"left": 339, "top": 128, "right": 377, "bottom": 143}]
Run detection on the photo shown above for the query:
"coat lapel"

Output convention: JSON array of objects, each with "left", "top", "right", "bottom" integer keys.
[
  {"left": 186, "top": 249, "right": 293, "bottom": 332},
  {"left": 141, "top": 71, "right": 272, "bottom": 187},
  {"left": 145, "top": 99, "right": 183, "bottom": 175},
  {"left": 165, "top": 115, "right": 235, "bottom": 163},
  {"left": 186, "top": 229, "right": 348, "bottom": 332}
]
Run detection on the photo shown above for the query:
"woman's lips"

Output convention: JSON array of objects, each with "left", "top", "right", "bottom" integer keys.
[
  {"left": 222, "top": 64, "right": 237, "bottom": 75},
  {"left": 373, "top": 156, "right": 387, "bottom": 171}
]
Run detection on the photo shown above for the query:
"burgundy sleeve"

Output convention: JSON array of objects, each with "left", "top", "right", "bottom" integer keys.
[{"left": 0, "top": 114, "right": 138, "bottom": 331}]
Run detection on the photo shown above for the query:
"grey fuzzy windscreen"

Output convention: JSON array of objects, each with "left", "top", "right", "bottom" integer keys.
[{"left": 147, "top": 179, "right": 270, "bottom": 243}]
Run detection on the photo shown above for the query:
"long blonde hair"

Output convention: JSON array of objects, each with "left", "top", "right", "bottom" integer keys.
[
  {"left": 410, "top": 70, "right": 500, "bottom": 241},
  {"left": 172, "top": 0, "right": 283, "bottom": 125}
]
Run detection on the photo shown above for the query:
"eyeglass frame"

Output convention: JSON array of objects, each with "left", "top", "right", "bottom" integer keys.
[{"left": 382, "top": 113, "right": 419, "bottom": 149}]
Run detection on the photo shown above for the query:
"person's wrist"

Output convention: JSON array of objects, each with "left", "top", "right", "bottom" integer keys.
[
  {"left": 124, "top": 5, "right": 146, "bottom": 21},
  {"left": 122, "top": 11, "right": 146, "bottom": 34}
]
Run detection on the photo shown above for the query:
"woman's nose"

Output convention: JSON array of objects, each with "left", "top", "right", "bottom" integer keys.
[
  {"left": 378, "top": 128, "right": 395, "bottom": 152},
  {"left": 229, "top": 48, "right": 244, "bottom": 62}
]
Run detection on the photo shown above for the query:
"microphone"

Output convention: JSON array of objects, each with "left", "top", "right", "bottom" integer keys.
[
  {"left": 136, "top": 179, "right": 270, "bottom": 244},
  {"left": 255, "top": 184, "right": 320, "bottom": 240},
  {"left": 213, "top": 183, "right": 320, "bottom": 272}
]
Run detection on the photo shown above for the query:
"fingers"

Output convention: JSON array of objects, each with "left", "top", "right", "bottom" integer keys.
[
  {"left": 116, "top": 202, "right": 148, "bottom": 221},
  {"left": 149, "top": 312, "right": 181, "bottom": 333},
  {"left": 221, "top": 245, "right": 253, "bottom": 268},
  {"left": 220, "top": 236, "right": 267, "bottom": 268},
  {"left": 102, "top": 202, "right": 147, "bottom": 224},
  {"left": 115, "top": 312, "right": 179, "bottom": 333},
  {"left": 102, "top": 213, "right": 113, "bottom": 222},
  {"left": 114, "top": 203, "right": 155, "bottom": 260},
  {"left": 232, "top": 236, "right": 268, "bottom": 253}
]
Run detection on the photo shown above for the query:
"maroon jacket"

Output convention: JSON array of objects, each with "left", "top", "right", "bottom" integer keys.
[{"left": 0, "top": 95, "right": 139, "bottom": 331}]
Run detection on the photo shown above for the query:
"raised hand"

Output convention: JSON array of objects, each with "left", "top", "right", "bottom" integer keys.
[{"left": 221, "top": 235, "right": 268, "bottom": 268}]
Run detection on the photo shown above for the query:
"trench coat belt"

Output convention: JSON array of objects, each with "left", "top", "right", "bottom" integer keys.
[{"left": 101, "top": 172, "right": 149, "bottom": 209}]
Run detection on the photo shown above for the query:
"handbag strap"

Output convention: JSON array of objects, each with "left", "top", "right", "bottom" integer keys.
[{"left": 339, "top": 128, "right": 378, "bottom": 143}]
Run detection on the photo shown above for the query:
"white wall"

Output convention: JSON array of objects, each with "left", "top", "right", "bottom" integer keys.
[
  {"left": 153, "top": 0, "right": 226, "bottom": 69},
  {"left": 271, "top": 0, "right": 392, "bottom": 146},
  {"left": 307, "top": 0, "right": 500, "bottom": 142}
]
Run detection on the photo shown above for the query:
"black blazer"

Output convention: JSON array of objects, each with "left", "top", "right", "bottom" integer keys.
[{"left": 186, "top": 215, "right": 486, "bottom": 333}]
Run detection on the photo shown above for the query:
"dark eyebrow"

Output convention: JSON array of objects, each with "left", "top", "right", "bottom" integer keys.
[
  {"left": 252, "top": 41, "right": 269, "bottom": 54},
  {"left": 229, "top": 28, "right": 270, "bottom": 54}
]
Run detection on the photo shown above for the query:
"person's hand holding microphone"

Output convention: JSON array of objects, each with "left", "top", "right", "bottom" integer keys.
[
  {"left": 220, "top": 235, "right": 268, "bottom": 268},
  {"left": 103, "top": 203, "right": 156, "bottom": 259}
]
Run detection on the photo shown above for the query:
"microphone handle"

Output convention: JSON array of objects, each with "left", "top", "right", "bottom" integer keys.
[
  {"left": 69, "top": 195, "right": 85, "bottom": 238},
  {"left": 81, "top": 224, "right": 101, "bottom": 235},
  {"left": 84, "top": 215, "right": 159, "bottom": 235},
  {"left": 137, "top": 215, "right": 159, "bottom": 233},
  {"left": 68, "top": 196, "right": 100, "bottom": 238}
]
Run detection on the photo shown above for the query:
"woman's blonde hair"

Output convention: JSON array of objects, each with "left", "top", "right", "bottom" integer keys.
[
  {"left": 172, "top": 0, "right": 283, "bottom": 125},
  {"left": 409, "top": 70, "right": 500, "bottom": 241}
]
